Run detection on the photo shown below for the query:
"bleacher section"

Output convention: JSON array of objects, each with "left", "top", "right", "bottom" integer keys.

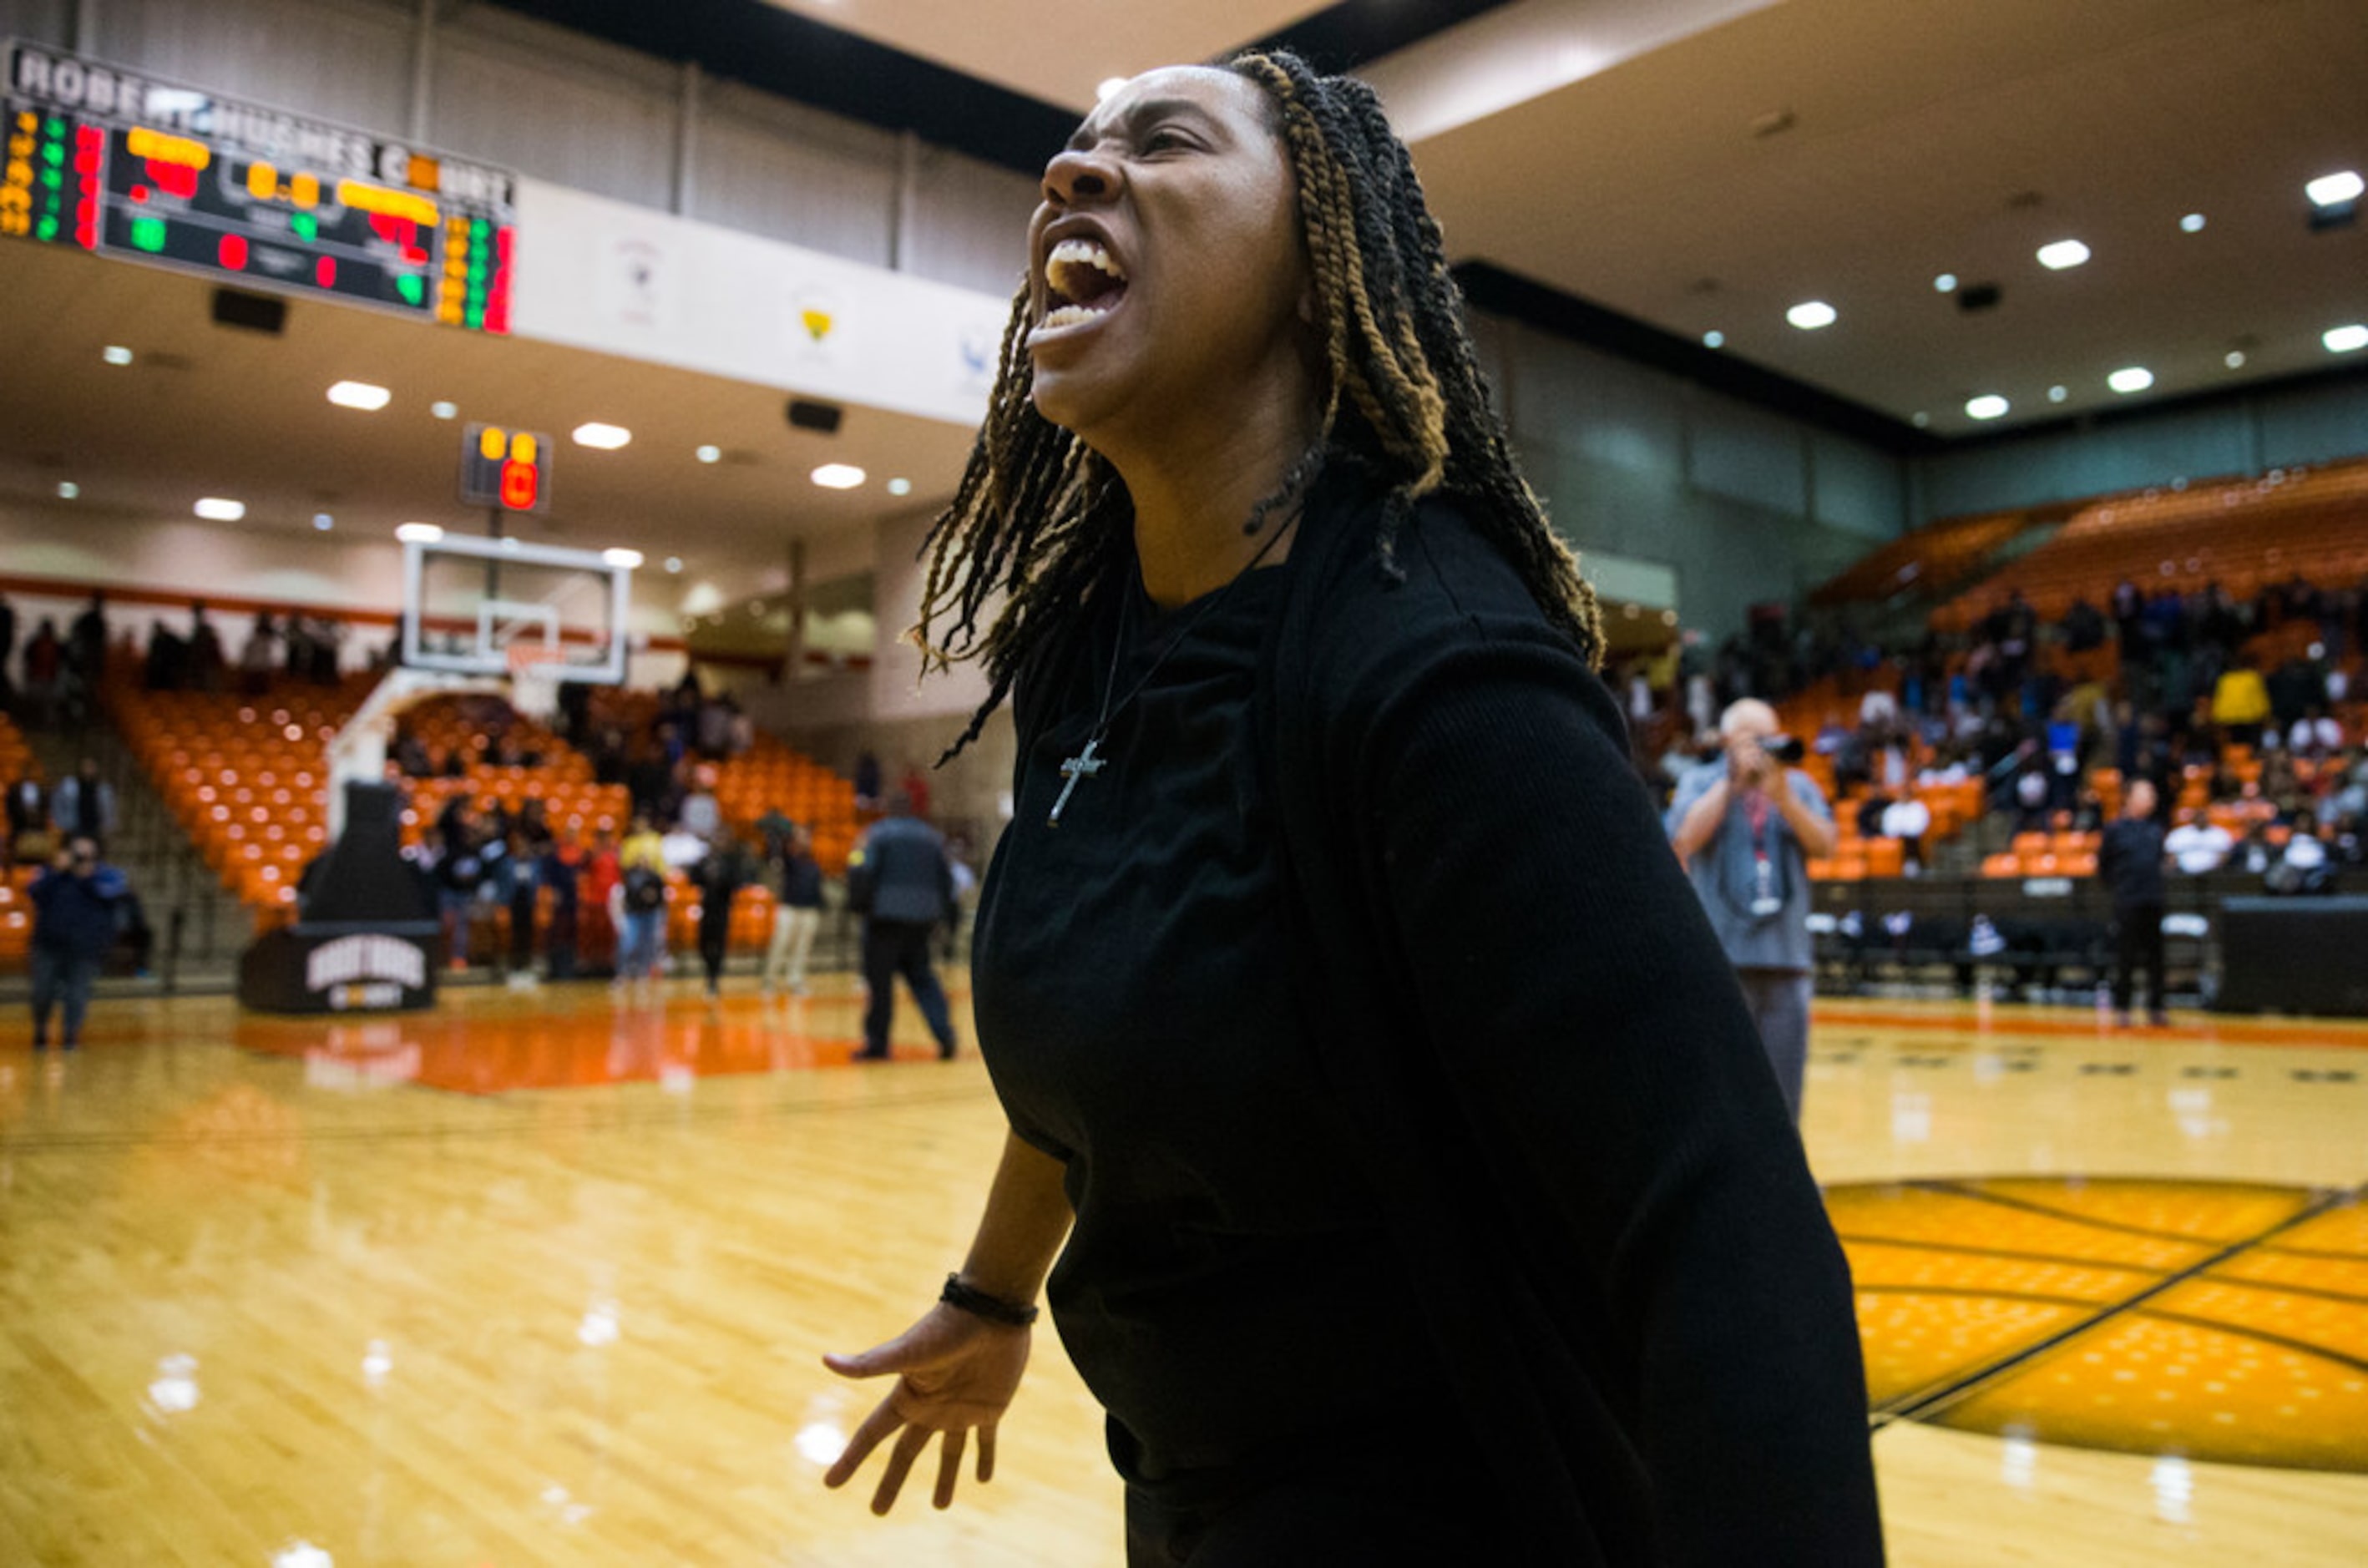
[
  {"left": 106, "top": 675, "right": 372, "bottom": 929},
  {"left": 100, "top": 673, "right": 869, "bottom": 969},
  {"left": 0, "top": 711, "right": 39, "bottom": 964},
  {"left": 1935, "top": 458, "right": 2368, "bottom": 632},
  {"left": 1809, "top": 508, "right": 2049, "bottom": 609}
]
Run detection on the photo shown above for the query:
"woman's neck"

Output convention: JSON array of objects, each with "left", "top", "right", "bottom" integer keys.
[{"left": 1110, "top": 400, "right": 1323, "bottom": 609}]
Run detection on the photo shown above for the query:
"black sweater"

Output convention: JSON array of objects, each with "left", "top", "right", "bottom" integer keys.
[{"left": 1001, "top": 468, "right": 1883, "bottom": 1564}]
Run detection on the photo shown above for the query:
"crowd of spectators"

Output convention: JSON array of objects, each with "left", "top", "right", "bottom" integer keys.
[
  {"left": 392, "top": 675, "right": 913, "bottom": 991},
  {"left": 1617, "top": 567, "right": 2368, "bottom": 885}
]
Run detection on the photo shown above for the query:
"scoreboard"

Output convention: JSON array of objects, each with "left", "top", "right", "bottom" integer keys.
[{"left": 3, "top": 41, "right": 514, "bottom": 332}]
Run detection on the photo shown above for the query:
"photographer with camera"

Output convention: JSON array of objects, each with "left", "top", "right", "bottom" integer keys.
[
  {"left": 1666, "top": 699, "right": 1838, "bottom": 1120},
  {"left": 28, "top": 834, "right": 129, "bottom": 1050}
]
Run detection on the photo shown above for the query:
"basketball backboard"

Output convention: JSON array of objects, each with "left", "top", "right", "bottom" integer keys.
[{"left": 400, "top": 532, "right": 631, "bottom": 684}]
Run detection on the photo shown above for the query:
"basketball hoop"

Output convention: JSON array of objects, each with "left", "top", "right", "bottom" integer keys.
[{"left": 506, "top": 641, "right": 568, "bottom": 720}]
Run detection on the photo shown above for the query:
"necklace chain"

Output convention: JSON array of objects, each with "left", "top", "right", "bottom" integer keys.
[{"left": 1045, "top": 498, "right": 1303, "bottom": 829}]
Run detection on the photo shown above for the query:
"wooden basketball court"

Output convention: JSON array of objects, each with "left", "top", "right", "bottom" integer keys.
[{"left": 3, "top": 981, "right": 2362, "bottom": 1565}]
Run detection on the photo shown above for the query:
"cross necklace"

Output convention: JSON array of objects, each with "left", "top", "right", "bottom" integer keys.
[{"left": 1046, "top": 507, "right": 1302, "bottom": 828}]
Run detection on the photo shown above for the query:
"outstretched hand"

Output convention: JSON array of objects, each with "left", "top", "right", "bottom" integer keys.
[{"left": 822, "top": 1302, "right": 1032, "bottom": 1515}]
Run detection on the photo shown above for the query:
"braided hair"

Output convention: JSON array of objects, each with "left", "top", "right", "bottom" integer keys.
[{"left": 911, "top": 48, "right": 1605, "bottom": 757}]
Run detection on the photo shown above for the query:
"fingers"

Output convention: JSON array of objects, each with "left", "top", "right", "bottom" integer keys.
[
  {"left": 977, "top": 1423, "right": 997, "bottom": 1485},
  {"left": 822, "top": 1330, "right": 911, "bottom": 1380},
  {"left": 872, "top": 1422, "right": 933, "bottom": 1515},
  {"left": 933, "top": 1428, "right": 967, "bottom": 1510},
  {"left": 822, "top": 1395, "right": 906, "bottom": 1490}
]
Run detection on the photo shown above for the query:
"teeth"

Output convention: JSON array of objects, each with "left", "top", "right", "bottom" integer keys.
[
  {"left": 1037, "top": 303, "right": 1103, "bottom": 332},
  {"left": 1048, "top": 236, "right": 1126, "bottom": 282}
]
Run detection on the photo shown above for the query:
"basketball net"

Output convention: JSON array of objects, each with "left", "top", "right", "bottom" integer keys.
[{"left": 505, "top": 641, "right": 568, "bottom": 721}]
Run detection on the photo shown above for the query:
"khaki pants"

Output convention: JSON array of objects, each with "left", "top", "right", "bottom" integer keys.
[{"left": 762, "top": 905, "right": 821, "bottom": 991}]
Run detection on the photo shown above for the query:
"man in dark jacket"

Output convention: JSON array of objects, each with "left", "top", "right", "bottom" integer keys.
[
  {"left": 30, "top": 836, "right": 128, "bottom": 1049},
  {"left": 2097, "top": 778, "right": 2170, "bottom": 1028},
  {"left": 848, "top": 793, "right": 957, "bottom": 1060}
]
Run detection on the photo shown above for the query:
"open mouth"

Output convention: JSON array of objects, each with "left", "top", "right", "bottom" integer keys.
[{"left": 1037, "top": 237, "right": 1129, "bottom": 333}]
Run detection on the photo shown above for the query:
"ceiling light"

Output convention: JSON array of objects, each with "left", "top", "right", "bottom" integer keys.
[
  {"left": 810, "top": 463, "right": 867, "bottom": 489},
  {"left": 2326, "top": 324, "right": 2368, "bottom": 354},
  {"left": 312, "top": 513, "right": 334, "bottom": 531},
  {"left": 1785, "top": 301, "right": 1836, "bottom": 331},
  {"left": 602, "top": 548, "right": 644, "bottom": 569},
  {"left": 2179, "top": 213, "right": 2206, "bottom": 234},
  {"left": 2047, "top": 385, "right": 2068, "bottom": 402},
  {"left": 2305, "top": 170, "right": 2364, "bottom": 208},
  {"left": 1910, "top": 412, "right": 1930, "bottom": 427},
  {"left": 2036, "top": 239, "right": 2090, "bottom": 270},
  {"left": 887, "top": 477, "right": 913, "bottom": 496},
  {"left": 194, "top": 497, "right": 245, "bottom": 521},
  {"left": 571, "top": 422, "right": 631, "bottom": 449},
  {"left": 664, "top": 556, "right": 683, "bottom": 574},
  {"left": 326, "top": 380, "right": 391, "bottom": 411},
  {"left": 1701, "top": 330, "right": 1725, "bottom": 348},
  {"left": 56, "top": 481, "right": 79, "bottom": 499},
  {"left": 1932, "top": 273, "right": 1957, "bottom": 292},
  {"left": 2224, "top": 350, "right": 2246, "bottom": 369},
  {"left": 102, "top": 344, "right": 133, "bottom": 366},
  {"left": 430, "top": 400, "right": 458, "bottom": 420},
  {"left": 1965, "top": 395, "right": 2010, "bottom": 421},
  {"left": 2107, "top": 367, "right": 2154, "bottom": 394},
  {"left": 694, "top": 444, "right": 721, "bottom": 463},
  {"left": 395, "top": 523, "right": 444, "bottom": 543},
  {"left": 1095, "top": 77, "right": 1128, "bottom": 103}
]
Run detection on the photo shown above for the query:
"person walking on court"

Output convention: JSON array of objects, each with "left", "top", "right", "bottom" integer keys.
[
  {"left": 1666, "top": 698, "right": 1839, "bottom": 1120},
  {"left": 762, "top": 822, "right": 825, "bottom": 997},
  {"left": 825, "top": 54, "right": 1879, "bottom": 1565},
  {"left": 845, "top": 793, "right": 956, "bottom": 1060},
  {"left": 692, "top": 827, "right": 757, "bottom": 997},
  {"left": 612, "top": 814, "right": 670, "bottom": 993},
  {"left": 30, "top": 835, "right": 127, "bottom": 1050},
  {"left": 2097, "top": 777, "right": 2171, "bottom": 1027}
]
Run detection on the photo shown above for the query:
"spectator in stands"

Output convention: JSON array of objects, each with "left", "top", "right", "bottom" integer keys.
[
  {"left": 7, "top": 773, "right": 48, "bottom": 867},
  {"left": 898, "top": 759, "right": 932, "bottom": 822},
  {"left": 238, "top": 615, "right": 278, "bottom": 695},
  {"left": 1665, "top": 698, "right": 1837, "bottom": 1120},
  {"left": 846, "top": 792, "right": 957, "bottom": 1062},
  {"left": 28, "top": 835, "right": 127, "bottom": 1050},
  {"left": 67, "top": 593, "right": 106, "bottom": 683},
  {"left": 761, "top": 822, "right": 824, "bottom": 998},
  {"left": 692, "top": 828, "right": 758, "bottom": 998},
  {"left": 0, "top": 593, "right": 14, "bottom": 700},
  {"left": 613, "top": 814, "right": 670, "bottom": 992},
  {"left": 433, "top": 798, "right": 492, "bottom": 970},
  {"left": 696, "top": 693, "right": 735, "bottom": 760},
  {"left": 678, "top": 764, "right": 722, "bottom": 839},
  {"left": 19, "top": 620, "right": 60, "bottom": 729},
  {"left": 626, "top": 747, "right": 675, "bottom": 825},
  {"left": 187, "top": 603, "right": 225, "bottom": 693},
  {"left": 2061, "top": 594, "right": 2106, "bottom": 653},
  {"left": 2164, "top": 811, "right": 2234, "bottom": 874},
  {"left": 284, "top": 618, "right": 316, "bottom": 680},
  {"left": 2097, "top": 779, "right": 2170, "bottom": 1029},
  {"left": 852, "top": 750, "right": 882, "bottom": 812},
  {"left": 50, "top": 757, "right": 116, "bottom": 849},
  {"left": 2209, "top": 658, "right": 2271, "bottom": 748}
]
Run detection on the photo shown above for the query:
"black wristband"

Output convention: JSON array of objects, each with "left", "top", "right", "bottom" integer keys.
[{"left": 941, "top": 1272, "right": 1039, "bottom": 1328}]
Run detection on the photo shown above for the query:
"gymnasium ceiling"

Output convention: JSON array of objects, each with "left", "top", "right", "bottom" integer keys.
[{"left": 1, "top": 0, "right": 2362, "bottom": 591}]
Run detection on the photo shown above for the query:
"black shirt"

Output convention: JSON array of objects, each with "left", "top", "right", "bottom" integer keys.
[
  {"left": 2099, "top": 817, "right": 2168, "bottom": 908},
  {"left": 974, "top": 562, "right": 1443, "bottom": 1486}
]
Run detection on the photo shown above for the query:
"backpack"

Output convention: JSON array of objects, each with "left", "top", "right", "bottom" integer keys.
[{"left": 623, "top": 866, "right": 666, "bottom": 913}]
